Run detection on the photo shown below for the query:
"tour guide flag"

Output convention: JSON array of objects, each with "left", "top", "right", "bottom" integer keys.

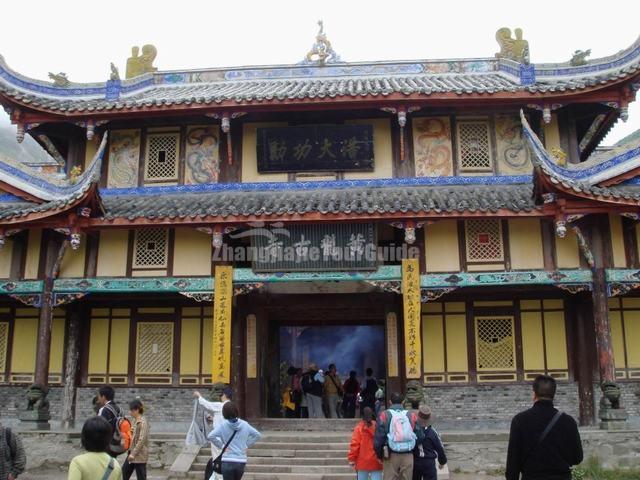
[
  {"left": 402, "top": 258, "right": 422, "bottom": 379},
  {"left": 212, "top": 265, "right": 233, "bottom": 383}
]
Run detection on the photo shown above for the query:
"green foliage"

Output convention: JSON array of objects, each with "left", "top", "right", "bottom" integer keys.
[{"left": 572, "top": 457, "right": 640, "bottom": 480}]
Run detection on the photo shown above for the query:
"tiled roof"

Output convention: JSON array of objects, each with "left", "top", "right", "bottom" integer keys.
[{"left": 1, "top": 34, "right": 639, "bottom": 113}]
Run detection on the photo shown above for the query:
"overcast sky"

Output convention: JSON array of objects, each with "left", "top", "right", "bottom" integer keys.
[{"left": 0, "top": 0, "right": 637, "bottom": 145}]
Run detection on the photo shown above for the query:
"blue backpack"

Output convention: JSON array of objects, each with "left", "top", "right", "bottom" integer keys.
[{"left": 386, "top": 409, "right": 417, "bottom": 453}]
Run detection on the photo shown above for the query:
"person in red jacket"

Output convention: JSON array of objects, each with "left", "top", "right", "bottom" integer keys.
[{"left": 348, "top": 407, "right": 383, "bottom": 480}]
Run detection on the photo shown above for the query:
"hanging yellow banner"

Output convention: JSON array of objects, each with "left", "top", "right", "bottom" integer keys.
[
  {"left": 402, "top": 258, "right": 422, "bottom": 379},
  {"left": 212, "top": 265, "right": 233, "bottom": 383}
]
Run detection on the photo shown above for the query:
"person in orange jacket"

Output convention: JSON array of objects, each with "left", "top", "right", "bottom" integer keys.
[{"left": 348, "top": 407, "right": 383, "bottom": 480}]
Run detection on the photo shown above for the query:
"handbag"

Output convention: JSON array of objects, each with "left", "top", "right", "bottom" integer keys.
[{"left": 212, "top": 430, "right": 238, "bottom": 474}]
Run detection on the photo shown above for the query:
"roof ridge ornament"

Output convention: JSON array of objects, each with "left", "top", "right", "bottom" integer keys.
[
  {"left": 48, "top": 72, "right": 71, "bottom": 87},
  {"left": 125, "top": 44, "right": 158, "bottom": 79},
  {"left": 301, "top": 20, "right": 342, "bottom": 66},
  {"left": 495, "top": 27, "right": 530, "bottom": 64},
  {"left": 570, "top": 49, "right": 591, "bottom": 66}
]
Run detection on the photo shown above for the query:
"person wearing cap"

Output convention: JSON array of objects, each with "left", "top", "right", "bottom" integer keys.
[
  {"left": 412, "top": 406, "right": 447, "bottom": 480},
  {"left": 193, "top": 387, "right": 233, "bottom": 480}
]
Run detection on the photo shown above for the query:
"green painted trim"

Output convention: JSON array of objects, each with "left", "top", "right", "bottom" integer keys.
[
  {"left": 420, "top": 270, "right": 592, "bottom": 289},
  {"left": 233, "top": 265, "right": 401, "bottom": 283},
  {"left": 606, "top": 269, "right": 640, "bottom": 283},
  {"left": 53, "top": 277, "right": 213, "bottom": 293},
  {"left": 0, "top": 280, "right": 44, "bottom": 295}
]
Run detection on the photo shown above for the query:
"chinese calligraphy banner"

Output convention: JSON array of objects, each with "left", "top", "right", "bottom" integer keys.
[
  {"left": 246, "top": 314, "right": 257, "bottom": 379},
  {"left": 251, "top": 223, "right": 377, "bottom": 272},
  {"left": 212, "top": 265, "right": 233, "bottom": 383},
  {"left": 386, "top": 312, "right": 399, "bottom": 378},
  {"left": 402, "top": 258, "right": 422, "bottom": 379},
  {"left": 256, "top": 124, "right": 374, "bottom": 173}
]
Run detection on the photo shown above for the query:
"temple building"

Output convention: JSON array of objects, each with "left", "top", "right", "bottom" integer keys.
[{"left": 0, "top": 25, "right": 639, "bottom": 429}]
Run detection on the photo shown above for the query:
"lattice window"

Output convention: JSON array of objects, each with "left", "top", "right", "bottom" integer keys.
[
  {"left": 0, "top": 322, "right": 7, "bottom": 373},
  {"left": 465, "top": 219, "right": 504, "bottom": 263},
  {"left": 457, "top": 121, "right": 493, "bottom": 171},
  {"left": 145, "top": 133, "right": 180, "bottom": 182},
  {"left": 135, "top": 322, "right": 174, "bottom": 375},
  {"left": 475, "top": 316, "right": 516, "bottom": 371},
  {"left": 133, "top": 229, "right": 169, "bottom": 269}
]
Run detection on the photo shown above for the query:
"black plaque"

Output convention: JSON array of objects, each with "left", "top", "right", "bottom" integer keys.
[
  {"left": 256, "top": 124, "right": 374, "bottom": 173},
  {"left": 251, "top": 223, "right": 377, "bottom": 272}
]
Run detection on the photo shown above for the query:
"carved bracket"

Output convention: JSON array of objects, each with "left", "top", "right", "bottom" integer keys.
[
  {"left": 233, "top": 282, "right": 264, "bottom": 296},
  {"left": 526, "top": 103, "right": 563, "bottom": 124},
  {"left": 608, "top": 282, "right": 640, "bottom": 297},
  {"left": 53, "top": 292, "right": 87, "bottom": 306},
  {"left": 364, "top": 280, "right": 402, "bottom": 294},
  {"left": 556, "top": 283, "right": 591, "bottom": 294},
  {"left": 179, "top": 292, "right": 213, "bottom": 303},
  {"left": 389, "top": 220, "right": 429, "bottom": 244},
  {"left": 206, "top": 112, "right": 246, "bottom": 165},
  {"left": 572, "top": 226, "right": 595, "bottom": 268},
  {"left": 420, "top": 287, "right": 457, "bottom": 302},
  {"left": 380, "top": 106, "right": 420, "bottom": 161},
  {"left": 9, "top": 294, "right": 42, "bottom": 308}
]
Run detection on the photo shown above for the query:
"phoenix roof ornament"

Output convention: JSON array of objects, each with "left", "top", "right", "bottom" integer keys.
[{"left": 301, "top": 20, "right": 342, "bottom": 66}]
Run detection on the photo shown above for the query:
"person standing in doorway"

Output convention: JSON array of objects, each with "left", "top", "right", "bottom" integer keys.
[
  {"left": 506, "top": 375, "right": 583, "bottom": 480},
  {"left": 360, "top": 368, "right": 377, "bottom": 415},
  {"left": 374, "top": 392, "right": 423, "bottom": 480},
  {"left": 122, "top": 399, "right": 149, "bottom": 480},
  {"left": 348, "top": 407, "right": 383, "bottom": 480},
  {"left": 302, "top": 363, "right": 325, "bottom": 419},
  {"left": 208, "top": 402, "right": 261, "bottom": 480},
  {"left": 412, "top": 406, "right": 447, "bottom": 480},
  {"left": 324, "top": 364, "right": 343, "bottom": 419},
  {"left": 342, "top": 370, "right": 361, "bottom": 418},
  {"left": 0, "top": 414, "right": 25, "bottom": 480}
]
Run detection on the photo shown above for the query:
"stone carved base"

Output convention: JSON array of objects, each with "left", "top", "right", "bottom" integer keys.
[
  {"left": 599, "top": 408, "right": 628, "bottom": 431},
  {"left": 19, "top": 409, "right": 51, "bottom": 430}
]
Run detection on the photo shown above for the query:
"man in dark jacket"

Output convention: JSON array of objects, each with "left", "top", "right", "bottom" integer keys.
[
  {"left": 96, "top": 385, "right": 125, "bottom": 457},
  {"left": 374, "top": 392, "right": 424, "bottom": 480},
  {"left": 413, "top": 405, "right": 446, "bottom": 480},
  {"left": 506, "top": 375, "right": 583, "bottom": 480},
  {"left": 301, "top": 363, "right": 325, "bottom": 419}
]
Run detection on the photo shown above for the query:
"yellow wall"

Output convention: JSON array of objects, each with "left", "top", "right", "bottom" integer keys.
[
  {"left": 624, "top": 310, "right": 640, "bottom": 368},
  {"left": 556, "top": 230, "right": 581, "bottom": 268},
  {"left": 241, "top": 122, "right": 288, "bottom": 182},
  {"left": 520, "top": 300, "right": 567, "bottom": 373},
  {"left": 445, "top": 313, "right": 468, "bottom": 372},
  {"left": 11, "top": 316, "right": 38, "bottom": 373},
  {"left": 96, "top": 230, "right": 129, "bottom": 276},
  {"left": 173, "top": 229, "right": 212, "bottom": 276},
  {"left": 508, "top": 219, "right": 544, "bottom": 269},
  {"left": 0, "top": 238, "right": 13, "bottom": 278},
  {"left": 422, "top": 315, "right": 444, "bottom": 373},
  {"left": 88, "top": 317, "right": 109, "bottom": 374},
  {"left": 610, "top": 311, "right": 626, "bottom": 368},
  {"left": 109, "top": 317, "right": 130, "bottom": 374},
  {"left": 544, "top": 311, "right": 568, "bottom": 370},
  {"left": 84, "top": 137, "right": 99, "bottom": 170},
  {"left": 24, "top": 229, "right": 42, "bottom": 279},
  {"left": 425, "top": 221, "right": 460, "bottom": 272},
  {"left": 520, "top": 311, "right": 545, "bottom": 370},
  {"left": 543, "top": 114, "right": 562, "bottom": 151},
  {"left": 609, "top": 214, "right": 627, "bottom": 268},
  {"left": 59, "top": 235, "right": 86, "bottom": 278},
  {"left": 343, "top": 119, "right": 393, "bottom": 179},
  {"left": 180, "top": 317, "right": 201, "bottom": 375},
  {"left": 422, "top": 303, "right": 468, "bottom": 377},
  {"left": 49, "top": 316, "right": 66, "bottom": 375},
  {"left": 202, "top": 312, "right": 213, "bottom": 376}
]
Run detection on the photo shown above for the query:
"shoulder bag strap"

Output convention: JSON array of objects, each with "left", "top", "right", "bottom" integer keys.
[
  {"left": 220, "top": 430, "right": 238, "bottom": 456},
  {"left": 328, "top": 374, "right": 341, "bottom": 391},
  {"left": 101, "top": 458, "right": 115, "bottom": 480},
  {"left": 523, "top": 410, "right": 563, "bottom": 466}
]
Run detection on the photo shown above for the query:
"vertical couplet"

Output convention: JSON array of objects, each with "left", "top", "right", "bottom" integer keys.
[
  {"left": 402, "top": 258, "right": 422, "bottom": 379},
  {"left": 212, "top": 265, "right": 233, "bottom": 383}
]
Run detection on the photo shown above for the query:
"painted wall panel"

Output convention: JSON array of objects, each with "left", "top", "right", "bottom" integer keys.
[
  {"left": 11, "top": 317, "right": 37, "bottom": 372},
  {"left": 412, "top": 116, "right": 453, "bottom": 177},
  {"left": 185, "top": 125, "right": 220, "bottom": 184},
  {"left": 0, "top": 238, "right": 13, "bottom": 278},
  {"left": 59, "top": 235, "right": 86, "bottom": 278},
  {"left": 422, "top": 315, "right": 444, "bottom": 373},
  {"left": 24, "top": 229, "right": 42, "bottom": 279},
  {"left": 521, "top": 312, "right": 545, "bottom": 370},
  {"left": 495, "top": 115, "right": 532, "bottom": 175},
  {"left": 49, "top": 316, "right": 66, "bottom": 374},
  {"left": 556, "top": 231, "right": 581, "bottom": 269},
  {"left": 624, "top": 310, "right": 640, "bottom": 368},
  {"left": 173, "top": 229, "right": 212, "bottom": 276},
  {"left": 445, "top": 314, "right": 468, "bottom": 372},
  {"left": 344, "top": 119, "right": 393, "bottom": 179},
  {"left": 181, "top": 317, "right": 201, "bottom": 375},
  {"left": 610, "top": 311, "right": 626, "bottom": 368},
  {"left": 425, "top": 221, "right": 460, "bottom": 272},
  {"left": 544, "top": 311, "right": 568, "bottom": 370},
  {"left": 108, "top": 318, "right": 130, "bottom": 374},
  {"left": 508, "top": 219, "right": 544, "bottom": 270},
  {"left": 609, "top": 214, "right": 627, "bottom": 268},
  {"left": 107, "top": 129, "right": 141, "bottom": 188},
  {"left": 96, "top": 230, "right": 128, "bottom": 277},
  {"left": 241, "top": 123, "right": 288, "bottom": 183},
  {"left": 88, "top": 318, "right": 109, "bottom": 374}
]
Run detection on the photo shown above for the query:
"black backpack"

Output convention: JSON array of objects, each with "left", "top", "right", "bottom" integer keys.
[{"left": 301, "top": 373, "right": 314, "bottom": 394}]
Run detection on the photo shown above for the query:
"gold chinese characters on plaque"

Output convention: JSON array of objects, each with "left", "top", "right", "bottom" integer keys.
[
  {"left": 386, "top": 312, "right": 399, "bottom": 377},
  {"left": 402, "top": 258, "right": 422, "bottom": 379},
  {"left": 212, "top": 265, "right": 233, "bottom": 383}
]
